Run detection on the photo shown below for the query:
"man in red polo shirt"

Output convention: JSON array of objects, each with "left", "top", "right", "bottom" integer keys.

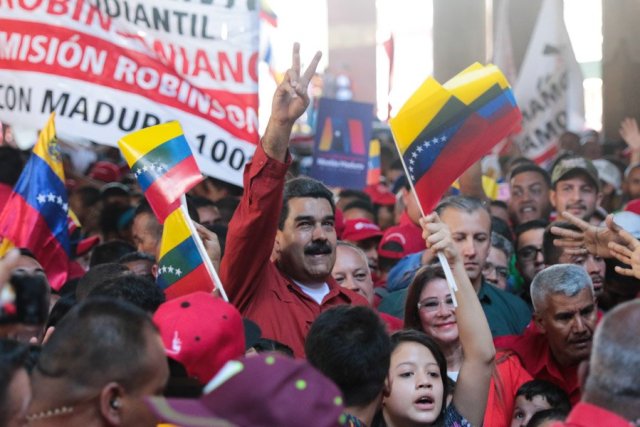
[
  {"left": 495, "top": 264, "right": 597, "bottom": 404},
  {"left": 550, "top": 300, "right": 640, "bottom": 427},
  {"left": 220, "top": 44, "right": 367, "bottom": 358}
]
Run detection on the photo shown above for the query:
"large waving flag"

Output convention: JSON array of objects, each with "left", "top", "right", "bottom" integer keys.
[
  {"left": 390, "top": 63, "right": 521, "bottom": 214},
  {"left": 156, "top": 206, "right": 218, "bottom": 300},
  {"left": 0, "top": 113, "right": 70, "bottom": 290},
  {"left": 119, "top": 122, "right": 203, "bottom": 223}
]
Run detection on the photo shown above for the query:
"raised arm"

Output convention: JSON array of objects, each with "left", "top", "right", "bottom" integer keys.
[
  {"left": 220, "top": 44, "right": 321, "bottom": 306},
  {"left": 262, "top": 43, "right": 322, "bottom": 162},
  {"left": 620, "top": 117, "right": 640, "bottom": 164},
  {"left": 420, "top": 213, "right": 495, "bottom": 427}
]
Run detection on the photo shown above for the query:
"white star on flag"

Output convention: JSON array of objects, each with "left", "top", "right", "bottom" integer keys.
[
  {"left": 409, "top": 158, "right": 415, "bottom": 165},
  {"left": 56, "top": 196, "right": 63, "bottom": 205},
  {"left": 412, "top": 152, "right": 418, "bottom": 159},
  {"left": 440, "top": 136, "right": 447, "bottom": 143},
  {"left": 37, "top": 194, "right": 46, "bottom": 204},
  {"left": 142, "top": 165, "right": 149, "bottom": 172},
  {"left": 431, "top": 138, "right": 438, "bottom": 144},
  {"left": 168, "top": 266, "right": 174, "bottom": 274},
  {"left": 47, "top": 193, "right": 56, "bottom": 202},
  {"left": 416, "top": 146, "right": 423, "bottom": 153},
  {"left": 62, "top": 203, "right": 68, "bottom": 211},
  {"left": 423, "top": 141, "right": 431, "bottom": 148},
  {"left": 409, "top": 166, "right": 414, "bottom": 173},
  {"left": 175, "top": 268, "right": 182, "bottom": 277}
]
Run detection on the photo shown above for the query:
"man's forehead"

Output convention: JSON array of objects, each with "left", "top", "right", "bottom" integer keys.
[
  {"left": 511, "top": 170, "right": 547, "bottom": 186},
  {"left": 441, "top": 207, "right": 490, "bottom": 231},
  {"left": 545, "top": 288, "right": 594, "bottom": 313},
  {"left": 336, "top": 245, "right": 367, "bottom": 266},
  {"left": 288, "top": 197, "right": 334, "bottom": 216},
  {"left": 518, "top": 228, "right": 545, "bottom": 246}
]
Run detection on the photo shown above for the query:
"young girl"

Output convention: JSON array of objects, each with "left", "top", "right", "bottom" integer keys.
[{"left": 377, "top": 213, "right": 495, "bottom": 427}]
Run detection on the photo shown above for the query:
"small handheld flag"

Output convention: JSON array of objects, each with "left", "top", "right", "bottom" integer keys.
[
  {"left": 157, "top": 198, "right": 228, "bottom": 301},
  {"left": 0, "top": 113, "right": 71, "bottom": 290},
  {"left": 118, "top": 122, "right": 203, "bottom": 223},
  {"left": 389, "top": 63, "right": 522, "bottom": 306}
]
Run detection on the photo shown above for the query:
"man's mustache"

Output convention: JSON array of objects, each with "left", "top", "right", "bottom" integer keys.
[{"left": 304, "top": 241, "right": 333, "bottom": 255}]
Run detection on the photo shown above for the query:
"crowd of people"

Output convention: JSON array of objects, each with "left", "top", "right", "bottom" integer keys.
[{"left": 1, "top": 43, "right": 640, "bottom": 427}]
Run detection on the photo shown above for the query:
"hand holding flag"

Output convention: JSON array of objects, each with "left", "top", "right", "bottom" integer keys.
[{"left": 118, "top": 121, "right": 203, "bottom": 223}]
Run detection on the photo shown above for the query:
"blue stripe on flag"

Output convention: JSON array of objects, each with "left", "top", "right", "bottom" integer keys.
[
  {"left": 14, "top": 154, "right": 70, "bottom": 253},
  {"left": 402, "top": 121, "right": 464, "bottom": 185},
  {"left": 132, "top": 134, "right": 192, "bottom": 191},
  {"left": 156, "top": 237, "right": 202, "bottom": 290}
]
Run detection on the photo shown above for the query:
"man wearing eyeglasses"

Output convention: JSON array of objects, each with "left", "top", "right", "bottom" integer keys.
[
  {"left": 514, "top": 219, "right": 549, "bottom": 306},
  {"left": 483, "top": 232, "right": 513, "bottom": 290}
]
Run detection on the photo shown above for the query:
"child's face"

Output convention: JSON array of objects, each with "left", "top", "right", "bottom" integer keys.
[
  {"left": 510, "top": 395, "right": 552, "bottom": 427},
  {"left": 383, "top": 342, "right": 444, "bottom": 427}
]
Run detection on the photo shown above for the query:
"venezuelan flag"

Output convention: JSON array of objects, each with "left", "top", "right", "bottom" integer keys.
[
  {"left": 0, "top": 113, "right": 70, "bottom": 290},
  {"left": 259, "top": 0, "right": 278, "bottom": 27},
  {"left": 367, "top": 139, "right": 381, "bottom": 185},
  {"left": 390, "top": 64, "right": 521, "bottom": 214},
  {"left": 119, "top": 122, "right": 203, "bottom": 223},
  {"left": 157, "top": 208, "right": 215, "bottom": 300}
]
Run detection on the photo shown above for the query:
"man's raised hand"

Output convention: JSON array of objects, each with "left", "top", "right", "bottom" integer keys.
[{"left": 263, "top": 43, "right": 322, "bottom": 161}]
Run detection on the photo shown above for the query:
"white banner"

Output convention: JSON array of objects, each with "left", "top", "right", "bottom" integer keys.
[
  {"left": 0, "top": 0, "right": 260, "bottom": 186},
  {"left": 513, "top": 0, "right": 584, "bottom": 165}
]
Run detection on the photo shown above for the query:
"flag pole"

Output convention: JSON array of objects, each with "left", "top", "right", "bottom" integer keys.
[
  {"left": 388, "top": 127, "right": 459, "bottom": 307},
  {"left": 179, "top": 195, "right": 229, "bottom": 302}
]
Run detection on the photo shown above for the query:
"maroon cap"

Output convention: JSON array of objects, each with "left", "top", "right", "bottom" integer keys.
[
  {"left": 88, "top": 161, "right": 120, "bottom": 183},
  {"left": 147, "top": 354, "right": 347, "bottom": 427},
  {"left": 364, "top": 184, "right": 396, "bottom": 206},
  {"left": 341, "top": 219, "right": 383, "bottom": 243},
  {"left": 153, "top": 292, "right": 245, "bottom": 385}
]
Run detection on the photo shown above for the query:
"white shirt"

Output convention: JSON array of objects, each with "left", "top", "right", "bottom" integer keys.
[{"left": 294, "top": 281, "right": 330, "bottom": 304}]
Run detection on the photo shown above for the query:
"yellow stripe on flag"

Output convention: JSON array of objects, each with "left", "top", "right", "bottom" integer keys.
[
  {"left": 390, "top": 77, "right": 452, "bottom": 154},
  {"left": 444, "top": 63, "right": 510, "bottom": 105},
  {"left": 118, "top": 121, "right": 183, "bottom": 167},
  {"left": 158, "top": 208, "right": 192, "bottom": 259},
  {"left": 32, "top": 113, "right": 65, "bottom": 182}
]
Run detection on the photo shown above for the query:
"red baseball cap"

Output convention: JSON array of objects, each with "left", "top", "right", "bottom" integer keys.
[
  {"left": 377, "top": 231, "right": 407, "bottom": 260},
  {"left": 378, "top": 223, "right": 426, "bottom": 259},
  {"left": 625, "top": 198, "right": 640, "bottom": 216},
  {"left": 88, "top": 161, "right": 120, "bottom": 183},
  {"left": 153, "top": 292, "right": 245, "bottom": 385},
  {"left": 341, "top": 218, "right": 383, "bottom": 243},
  {"left": 364, "top": 184, "right": 396, "bottom": 206}
]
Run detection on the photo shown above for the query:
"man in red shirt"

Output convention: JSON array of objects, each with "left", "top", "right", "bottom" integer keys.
[
  {"left": 551, "top": 300, "right": 640, "bottom": 427},
  {"left": 495, "top": 264, "right": 597, "bottom": 404},
  {"left": 220, "top": 44, "right": 367, "bottom": 358}
]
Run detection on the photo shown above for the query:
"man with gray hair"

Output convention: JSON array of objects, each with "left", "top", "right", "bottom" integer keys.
[
  {"left": 553, "top": 299, "right": 640, "bottom": 426},
  {"left": 495, "top": 264, "right": 598, "bottom": 405}
]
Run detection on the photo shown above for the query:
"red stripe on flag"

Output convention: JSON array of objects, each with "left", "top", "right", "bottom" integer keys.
[
  {"left": 145, "top": 156, "right": 203, "bottom": 222},
  {"left": 0, "top": 195, "right": 69, "bottom": 290},
  {"left": 164, "top": 263, "right": 214, "bottom": 300}
]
